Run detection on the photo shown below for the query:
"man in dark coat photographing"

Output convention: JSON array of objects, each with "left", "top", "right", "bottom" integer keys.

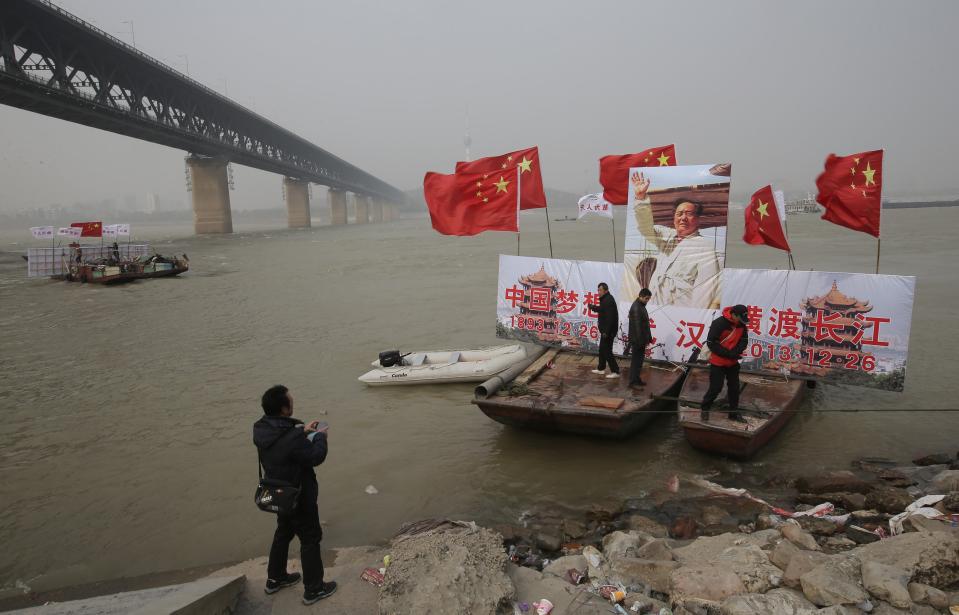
[{"left": 253, "top": 385, "right": 337, "bottom": 605}]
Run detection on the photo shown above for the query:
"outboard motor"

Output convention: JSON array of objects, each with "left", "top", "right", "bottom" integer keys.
[{"left": 379, "top": 350, "right": 403, "bottom": 367}]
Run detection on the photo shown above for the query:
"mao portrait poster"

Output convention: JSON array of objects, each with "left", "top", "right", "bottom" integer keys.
[
  {"left": 721, "top": 268, "right": 916, "bottom": 392},
  {"left": 622, "top": 163, "right": 731, "bottom": 310}
]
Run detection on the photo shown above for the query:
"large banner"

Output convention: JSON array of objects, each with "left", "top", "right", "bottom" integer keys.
[
  {"left": 721, "top": 269, "right": 916, "bottom": 391},
  {"left": 496, "top": 255, "right": 630, "bottom": 356}
]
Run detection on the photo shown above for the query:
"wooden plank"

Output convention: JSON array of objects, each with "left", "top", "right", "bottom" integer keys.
[
  {"left": 514, "top": 347, "right": 560, "bottom": 387},
  {"left": 580, "top": 396, "right": 625, "bottom": 409}
]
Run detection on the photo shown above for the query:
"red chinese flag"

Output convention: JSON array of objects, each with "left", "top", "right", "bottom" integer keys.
[
  {"left": 423, "top": 169, "right": 519, "bottom": 236},
  {"left": 743, "top": 185, "right": 791, "bottom": 252},
  {"left": 815, "top": 149, "right": 883, "bottom": 238},
  {"left": 455, "top": 146, "right": 546, "bottom": 210},
  {"left": 71, "top": 221, "right": 102, "bottom": 237},
  {"left": 599, "top": 144, "right": 677, "bottom": 205}
]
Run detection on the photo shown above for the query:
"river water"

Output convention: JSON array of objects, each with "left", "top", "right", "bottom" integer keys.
[{"left": 0, "top": 207, "right": 956, "bottom": 596}]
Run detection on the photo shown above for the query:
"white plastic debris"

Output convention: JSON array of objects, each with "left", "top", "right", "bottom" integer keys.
[{"left": 365, "top": 485, "right": 379, "bottom": 495}]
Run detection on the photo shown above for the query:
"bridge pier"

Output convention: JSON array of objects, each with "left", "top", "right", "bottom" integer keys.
[
  {"left": 329, "top": 188, "right": 348, "bottom": 225},
  {"left": 187, "top": 156, "right": 233, "bottom": 234},
  {"left": 371, "top": 199, "right": 384, "bottom": 223},
  {"left": 355, "top": 195, "right": 370, "bottom": 224},
  {"left": 284, "top": 178, "right": 311, "bottom": 228}
]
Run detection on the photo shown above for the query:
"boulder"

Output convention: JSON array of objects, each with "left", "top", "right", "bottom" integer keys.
[
  {"left": 561, "top": 518, "right": 588, "bottom": 540},
  {"left": 869, "top": 603, "right": 911, "bottom": 615},
  {"left": 860, "top": 560, "right": 912, "bottom": 609},
  {"left": 864, "top": 488, "right": 914, "bottom": 515},
  {"left": 669, "top": 562, "right": 747, "bottom": 603},
  {"left": 625, "top": 514, "right": 669, "bottom": 537},
  {"left": 672, "top": 596, "right": 723, "bottom": 615},
  {"left": 845, "top": 525, "right": 882, "bottom": 545},
  {"left": 941, "top": 491, "right": 959, "bottom": 512},
  {"left": 824, "top": 536, "right": 857, "bottom": 551},
  {"left": 876, "top": 469, "right": 916, "bottom": 488},
  {"left": 904, "top": 515, "right": 952, "bottom": 534},
  {"left": 635, "top": 538, "right": 674, "bottom": 561},
  {"left": 507, "top": 564, "right": 611, "bottom": 615},
  {"left": 541, "top": 554, "right": 587, "bottom": 579},
  {"left": 906, "top": 582, "right": 948, "bottom": 610},
  {"left": 795, "top": 471, "right": 874, "bottom": 495},
  {"left": 609, "top": 557, "right": 681, "bottom": 593},
  {"left": 797, "top": 516, "right": 839, "bottom": 536},
  {"left": 783, "top": 550, "right": 832, "bottom": 588},
  {"left": 602, "top": 530, "right": 647, "bottom": 560},
  {"left": 534, "top": 530, "right": 563, "bottom": 552},
  {"left": 799, "top": 555, "right": 867, "bottom": 606},
  {"left": 853, "top": 530, "right": 959, "bottom": 587},
  {"left": 770, "top": 539, "right": 801, "bottom": 571},
  {"left": 913, "top": 453, "right": 953, "bottom": 466},
  {"left": 781, "top": 523, "right": 821, "bottom": 551},
  {"left": 713, "top": 545, "right": 783, "bottom": 593},
  {"left": 931, "top": 469, "right": 959, "bottom": 492},
  {"left": 581, "top": 545, "right": 609, "bottom": 580},
  {"left": 671, "top": 515, "right": 700, "bottom": 539},
  {"left": 719, "top": 588, "right": 819, "bottom": 615},
  {"left": 796, "top": 492, "right": 867, "bottom": 511},
  {"left": 672, "top": 530, "right": 780, "bottom": 564},
  {"left": 755, "top": 513, "right": 785, "bottom": 530}
]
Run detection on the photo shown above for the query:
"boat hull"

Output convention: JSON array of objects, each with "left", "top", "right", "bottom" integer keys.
[
  {"left": 473, "top": 349, "right": 686, "bottom": 439},
  {"left": 677, "top": 366, "right": 805, "bottom": 459}
]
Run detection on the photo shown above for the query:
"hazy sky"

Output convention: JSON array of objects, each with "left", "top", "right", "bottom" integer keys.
[{"left": 1, "top": 0, "right": 957, "bottom": 213}]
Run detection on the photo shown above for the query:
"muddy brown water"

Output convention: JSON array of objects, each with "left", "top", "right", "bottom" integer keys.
[{"left": 0, "top": 207, "right": 957, "bottom": 597}]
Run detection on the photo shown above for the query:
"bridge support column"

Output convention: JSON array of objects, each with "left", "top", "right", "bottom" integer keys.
[
  {"left": 355, "top": 195, "right": 370, "bottom": 224},
  {"left": 187, "top": 156, "right": 233, "bottom": 234},
  {"left": 371, "top": 199, "right": 384, "bottom": 223},
  {"left": 329, "top": 188, "right": 348, "bottom": 225},
  {"left": 284, "top": 178, "right": 311, "bottom": 228}
]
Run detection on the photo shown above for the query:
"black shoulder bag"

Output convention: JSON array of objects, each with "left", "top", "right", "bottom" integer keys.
[{"left": 254, "top": 429, "right": 302, "bottom": 516}]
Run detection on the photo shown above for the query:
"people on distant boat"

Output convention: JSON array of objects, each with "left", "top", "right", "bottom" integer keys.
[
  {"left": 624, "top": 171, "right": 722, "bottom": 309},
  {"left": 588, "top": 282, "right": 620, "bottom": 379},
  {"left": 111, "top": 242, "right": 120, "bottom": 264},
  {"left": 627, "top": 288, "right": 653, "bottom": 388},
  {"left": 701, "top": 305, "right": 750, "bottom": 423},
  {"left": 74, "top": 246, "right": 82, "bottom": 265},
  {"left": 253, "top": 385, "right": 337, "bottom": 604}
]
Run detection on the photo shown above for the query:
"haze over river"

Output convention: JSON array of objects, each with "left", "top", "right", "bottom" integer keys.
[{"left": 0, "top": 206, "right": 956, "bottom": 596}]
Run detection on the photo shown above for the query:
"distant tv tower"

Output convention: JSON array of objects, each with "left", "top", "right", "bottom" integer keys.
[{"left": 463, "top": 107, "right": 472, "bottom": 162}]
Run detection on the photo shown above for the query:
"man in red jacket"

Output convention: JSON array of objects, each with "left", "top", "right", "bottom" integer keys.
[{"left": 700, "top": 305, "right": 750, "bottom": 422}]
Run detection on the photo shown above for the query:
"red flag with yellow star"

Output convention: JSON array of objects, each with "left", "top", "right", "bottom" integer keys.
[
  {"left": 815, "top": 149, "right": 883, "bottom": 238},
  {"left": 743, "top": 185, "right": 790, "bottom": 252},
  {"left": 599, "top": 145, "right": 676, "bottom": 205},
  {"left": 455, "top": 146, "right": 546, "bottom": 210},
  {"left": 70, "top": 221, "right": 102, "bottom": 237},
  {"left": 423, "top": 169, "right": 519, "bottom": 236}
]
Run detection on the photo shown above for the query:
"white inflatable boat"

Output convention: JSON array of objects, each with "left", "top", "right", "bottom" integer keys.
[{"left": 358, "top": 345, "right": 527, "bottom": 386}]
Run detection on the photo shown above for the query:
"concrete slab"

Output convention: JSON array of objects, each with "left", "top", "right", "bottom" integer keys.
[{"left": 8, "top": 575, "right": 244, "bottom": 615}]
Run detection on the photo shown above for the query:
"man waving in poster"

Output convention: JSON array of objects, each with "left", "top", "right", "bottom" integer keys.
[{"left": 629, "top": 171, "right": 722, "bottom": 309}]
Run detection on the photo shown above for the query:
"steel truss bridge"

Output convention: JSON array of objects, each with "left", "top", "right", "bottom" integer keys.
[{"left": 0, "top": 0, "right": 405, "bottom": 202}]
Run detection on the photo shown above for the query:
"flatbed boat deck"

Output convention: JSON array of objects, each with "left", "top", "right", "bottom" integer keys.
[{"left": 472, "top": 348, "right": 686, "bottom": 438}]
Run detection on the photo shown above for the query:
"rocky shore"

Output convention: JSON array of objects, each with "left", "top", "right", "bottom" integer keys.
[{"left": 346, "top": 451, "right": 959, "bottom": 615}]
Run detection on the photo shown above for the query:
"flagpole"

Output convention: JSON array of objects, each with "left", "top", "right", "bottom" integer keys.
[
  {"left": 543, "top": 193, "right": 554, "bottom": 259},
  {"left": 516, "top": 166, "right": 521, "bottom": 256},
  {"left": 610, "top": 216, "right": 617, "bottom": 262},
  {"left": 875, "top": 238, "right": 881, "bottom": 274}
]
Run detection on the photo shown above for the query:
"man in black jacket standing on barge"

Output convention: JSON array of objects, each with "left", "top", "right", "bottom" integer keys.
[
  {"left": 253, "top": 385, "right": 337, "bottom": 605},
  {"left": 627, "top": 288, "right": 653, "bottom": 387},
  {"left": 588, "top": 282, "right": 621, "bottom": 379}
]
